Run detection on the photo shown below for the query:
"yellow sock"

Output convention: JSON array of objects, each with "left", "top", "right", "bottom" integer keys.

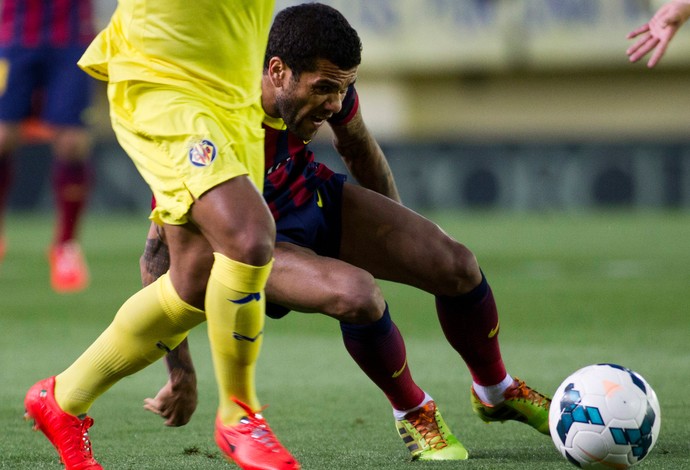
[
  {"left": 206, "top": 252, "right": 272, "bottom": 425},
  {"left": 55, "top": 273, "right": 205, "bottom": 416}
]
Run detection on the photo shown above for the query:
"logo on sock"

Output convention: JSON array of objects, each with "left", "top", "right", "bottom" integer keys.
[
  {"left": 233, "top": 330, "right": 263, "bottom": 342},
  {"left": 392, "top": 358, "right": 408, "bottom": 378},
  {"left": 228, "top": 292, "right": 261, "bottom": 305},
  {"left": 488, "top": 321, "right": 500, "bottom": 339}
]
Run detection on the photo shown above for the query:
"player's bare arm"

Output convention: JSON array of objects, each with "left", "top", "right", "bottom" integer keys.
[
  {"left": 140, "top": 222, "right": 198, "bottom": 427},
  {"left": 331, "top": 108, "right": 401, "bottom": 203}
]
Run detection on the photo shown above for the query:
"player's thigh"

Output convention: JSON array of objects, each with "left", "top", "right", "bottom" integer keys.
[
  {"left": 0, "top": 47, "right": 38, "bottom": 122},
  {"left": 43, "top": 47, "right": 91, "bottom": 126},
  {"left": 0, "top": 122, "right": 21, "bottom": 152},
  {"left": 339, "top": 184, "right": 478, "bottom": 294},
  {"left": 190, "top": 175, "right": 275, "bottom": 265},
  {"left": 268, "top": 242, "right": 382, "bottom": 321}
]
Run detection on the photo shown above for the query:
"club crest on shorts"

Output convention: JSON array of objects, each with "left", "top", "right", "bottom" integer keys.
[{"left": 188, "top": 139, "right": 217, "bottom": 167}]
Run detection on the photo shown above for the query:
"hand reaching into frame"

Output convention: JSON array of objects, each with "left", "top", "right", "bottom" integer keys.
[
  {"left": 627, "top": 0, "right": 690, "bottom": 67},
  {"left": 143, "top": 338, "right": 199, "bottom": 427}
]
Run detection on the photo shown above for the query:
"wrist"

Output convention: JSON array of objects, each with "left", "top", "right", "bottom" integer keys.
[{"left": 169, "top": 366, "right": 197, "bottom": 385}]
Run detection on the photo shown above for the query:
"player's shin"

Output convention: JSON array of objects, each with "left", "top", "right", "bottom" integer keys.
[
  {"left": 435, "top": 273, "right": 507, "bottom": 387},
  {"left": 340, "top": 305, "right": 425, "bottom": 411},
  {"left": 205, "top": 252, "right": 272, "bottom": 424}
]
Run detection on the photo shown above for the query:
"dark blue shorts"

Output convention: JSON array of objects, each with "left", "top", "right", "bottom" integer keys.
[
  {"left": 0, "top": 45, "right": 92, "bottom": 126},
  {"left": 267, "top": 174, "right": 346, "bottom": 319}
]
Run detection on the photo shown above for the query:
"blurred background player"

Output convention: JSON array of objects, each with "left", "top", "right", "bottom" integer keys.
[
  {"left": 0, "top": 0, "right": 94, "bottom": 292},
  {"left": 627, "top": 0, "right": 690, "bottom": 67},
  {"left": 141, "top": 3, "right": 551, "bottom": 462}
]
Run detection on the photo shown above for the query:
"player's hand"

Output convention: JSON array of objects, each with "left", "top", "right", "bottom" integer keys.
[
  {"left": 144, "top": 369, "right": 198, "bottom": 427},
  {"left": 626, "top": 0, "right": 690, "bottom": 67}
]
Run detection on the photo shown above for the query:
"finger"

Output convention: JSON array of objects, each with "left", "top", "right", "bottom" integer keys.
[
  {"left": 626, "top": 35, "right": 651, "bottom": 56},
  {"left": 627, "top": 23, "right": 650, "bottom": 39},
  {"left": 629, "top": 36, "right": 659, "bottom": 62},
  {"left": 143, "top": 399, "right": 163, "bottom": 415},
  {"left": 647, "top": 41, "right": 669, "bottom": 67}
]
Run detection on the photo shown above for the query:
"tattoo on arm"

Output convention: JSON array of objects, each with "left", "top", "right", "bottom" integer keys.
[{"left": 140, "top": 237, "right": 171, "bottom": 287}]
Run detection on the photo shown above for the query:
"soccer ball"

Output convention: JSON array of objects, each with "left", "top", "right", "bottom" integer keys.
[{"left": 549, "top": 363, "right": 661, "bottom": 469}]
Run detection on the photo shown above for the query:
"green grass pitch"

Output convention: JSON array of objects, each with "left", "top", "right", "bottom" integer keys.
[{"left": 1, "top": 211, "right": 688, "bottom": 469}]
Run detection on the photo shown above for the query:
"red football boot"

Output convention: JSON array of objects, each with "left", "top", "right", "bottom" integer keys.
[
  {"left": 49, "top": 241, "right": 89, "bottom": 293},
  {"left": 24, "top": 377, "right": 102, "bottom": 470},
  {"left": 215, "top": 397, "right": 300, "bottom": 470}
]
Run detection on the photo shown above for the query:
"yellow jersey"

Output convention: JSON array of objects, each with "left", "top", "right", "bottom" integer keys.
[{"left": 78, "top": 0, "right": 275, "bottom": 109}]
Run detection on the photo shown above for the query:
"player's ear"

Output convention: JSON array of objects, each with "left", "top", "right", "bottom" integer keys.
[{"left": 267, "top": 57, "right": 287, "bottom": 87}]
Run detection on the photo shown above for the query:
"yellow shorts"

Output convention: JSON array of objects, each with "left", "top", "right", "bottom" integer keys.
[{"left": 108, "top": 81, "right": 265, "bottom": 226}]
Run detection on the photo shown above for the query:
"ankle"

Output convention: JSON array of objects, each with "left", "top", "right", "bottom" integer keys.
[{"left": 473, "top": 374, "right": 514, "bottom": 405}]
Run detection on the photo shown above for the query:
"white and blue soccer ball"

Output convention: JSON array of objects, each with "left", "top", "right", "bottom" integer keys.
[{"left": 549, "top": 363, "right": 661, "bottom": 469}]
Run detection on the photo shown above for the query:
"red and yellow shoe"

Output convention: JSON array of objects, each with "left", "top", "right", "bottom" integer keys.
[
  {"left": 396, "top": 400, "right": 469, "bottom": 460},
  {"left": 24, "top": 377, "right": 102, "bottom": 470},
  {"left": 215, "top": 398, "right": 300, "bottom": 470},
  {"left": 49, "top": 241, "right": 89, "bottom": 293},
  {"left": 471, "top": 378, "right": 551, "bottom": 435}
]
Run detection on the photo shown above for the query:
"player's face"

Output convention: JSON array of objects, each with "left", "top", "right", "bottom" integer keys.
[{"left": 275, "top": 59, "right": 357, "bottom": 141}]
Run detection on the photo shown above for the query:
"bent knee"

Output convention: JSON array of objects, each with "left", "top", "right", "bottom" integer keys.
[
  {"left": 328, "top": 272, "right": 385, "bottom": 324},
  {"left": 231, "top": 235, "right": 275, "bottom": 267},
  {"left": 211, "top": 220, "right": 275, "bottom": 267},
  {"left": 432, "top": 243, "right": 483, "bottom": 296},
  {"left": 52, "top": 129, "right": 91, "bottom": 160}
]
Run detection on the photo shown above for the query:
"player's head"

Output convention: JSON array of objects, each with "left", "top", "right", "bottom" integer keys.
[
  {"left": 263, "top": 3, "right": 362, "bottom": 141},
  {"left": 264, "top": 2, "right": 362, "bottom": 78}
]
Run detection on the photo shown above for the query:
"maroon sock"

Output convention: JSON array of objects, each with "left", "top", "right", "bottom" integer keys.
[
  {"left": 435, "top": 273, "right": 507, "bottom": 386},
  {"left": 340, "top": 305, "right": 425, "bottom": 411},
  {"left": 52, "top": 159, "right": 91, "bottom": 244}
]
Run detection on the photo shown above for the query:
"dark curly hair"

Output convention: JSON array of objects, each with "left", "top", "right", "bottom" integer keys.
[{"left": 264, "top": 2, "right": 362, "bottom": 77}]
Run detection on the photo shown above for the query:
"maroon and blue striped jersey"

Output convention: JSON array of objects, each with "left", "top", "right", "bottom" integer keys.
[
  {"left": 0, "top": 0, "right": 94, "bottom": 48},
  {"left": 263, "top": 85, "right": 359, "bottom": 220}
]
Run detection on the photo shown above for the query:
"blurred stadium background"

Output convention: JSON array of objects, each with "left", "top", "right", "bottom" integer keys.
[{"left": 6, "top": 0, "right": 690, "bottom": 215}]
